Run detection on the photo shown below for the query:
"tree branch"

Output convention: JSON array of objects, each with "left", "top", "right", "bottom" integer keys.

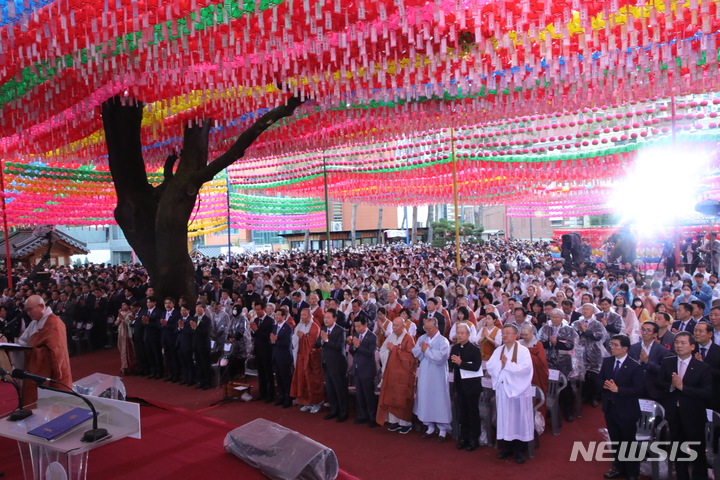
[
  {"left": 154, "top": 153, "right": 179, "bottom": 199},
  {"left": 101, "top": 96, "right": 151, "bottom": 194},
  {"left": 176, "top": 120, "right": 212, "bottom": 177},
  {"left": 193, "top": 95, "right": 304, "bottom": 186}
]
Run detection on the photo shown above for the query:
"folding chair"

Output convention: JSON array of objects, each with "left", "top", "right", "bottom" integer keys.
[{"left": 546, "top": 370, "right": 568, "bottom": 435}]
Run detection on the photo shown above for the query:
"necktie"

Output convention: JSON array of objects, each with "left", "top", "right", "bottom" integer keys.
[
  {"left": 701, "top": 347, "right": 707, "bottom": 359},
  {"left": 275, "top": 325, "right": 280, "bottom": 335},
  {"left": 678, "top": 360, "right": 687, "bottom": 380},
  {"left": 613, "top": 359, "right": 621, "bottom": 378},
  {"left": 359, "top": 334, "right": 364, "bottom": 343}
]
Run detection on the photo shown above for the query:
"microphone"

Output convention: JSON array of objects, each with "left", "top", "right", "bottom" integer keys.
[
  {"left": 11, "top": 369, "right": 52, "bottom": 384},
  {"left": 0, "top": 369, "right": 32, "bottom": 421}
]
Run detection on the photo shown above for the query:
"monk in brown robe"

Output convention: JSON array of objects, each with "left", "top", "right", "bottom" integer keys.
[
  {"left": 290, "top": 308, "right": 324, "bottom": 412},
  {"left": 519, "top": 323, "right": 549, "bottom": 415},
  {"left": 376, "top": 318, "right": 418, "bottom": 433},
  {"left": 18, "top": 295, "right": 73, "bottom": 406}
]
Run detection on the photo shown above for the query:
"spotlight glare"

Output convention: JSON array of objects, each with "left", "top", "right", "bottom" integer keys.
[{"left": 608, "top": 148, "right": 709, "bottom": 237}]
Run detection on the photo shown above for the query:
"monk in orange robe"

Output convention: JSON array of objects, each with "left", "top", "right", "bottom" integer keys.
[
  {"left": 290, "top": 309, "right": 324, "bottom": 410},
  {"left": 376, "top": 318, "right": 418, "bottom": 432},
  {"left": 519, "top": 324, "right": 549, "bottom": 415},
  {"left": 18, "top": 295, "right": 73, "bottom": 406}
]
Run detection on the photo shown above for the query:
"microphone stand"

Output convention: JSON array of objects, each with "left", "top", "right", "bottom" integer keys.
[
  {"left": 2, "top": 375, "right": 32, "bottom": 421},
  {"left": 36, "top": 383, "right": 108, "bottom": 442}
]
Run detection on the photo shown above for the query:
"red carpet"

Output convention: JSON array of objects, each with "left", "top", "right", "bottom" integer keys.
[{"left": 0, "top": 349, "right": 610, "bottom": 479}]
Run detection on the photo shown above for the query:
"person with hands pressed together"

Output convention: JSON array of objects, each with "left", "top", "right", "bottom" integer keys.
[
  {"left": 599, "top": 334, "right": 644, "bottom": 480},
  {"left": 250, "top": 301, "right": 275, "bottom": 403},
  {"left": 657, "top": 332, "right": 713, "bottom": 480},
  {"left": 270, "top": 308, "right": 294, "bottom": 408},
  {"left": 350, "top": 316, "right": 378, "bottom": 427},
  {"left": 412, "top": 316, "right": 452, "bottom": 442},
  {"left": 316, "top": 309, "right": 348, "bottom": 422}
]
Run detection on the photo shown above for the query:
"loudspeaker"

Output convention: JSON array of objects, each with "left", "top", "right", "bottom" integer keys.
[{"left": 224, "top": 418, "right": 339, "bottom": 480}]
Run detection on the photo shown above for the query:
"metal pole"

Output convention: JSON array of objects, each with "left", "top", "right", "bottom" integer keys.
[
  {"left": 404, "top": 206, "right": 409, "bottom": 246},
  {"left": 322, "top": 152, "right": 332, "bottom": 264},
  {"left": 671, "top": 94, "right": 681, "bottom": 270},
  {"left": 505, "top": 205, "right": 510, "bottom": 241},
  {"left": 530, "top": 216, "right": 533, "bottom": 242},
  {"left": 451, "top": 127, "right": 461, "bottom": 269},
  {"left": 0, "top": 160, "right": 12, "bottom": 289},
  {"left": 225, "top": 171, "right": 232, "bottom": 259}
]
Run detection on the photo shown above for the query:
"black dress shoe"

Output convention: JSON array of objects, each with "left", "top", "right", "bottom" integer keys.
[
  {"left": 420, "top": 432, "right": 436, "bottom": 439},
  {"left": 465, "top": 441, "right": 479, "bottom": 452},
  {"left": 436, "top": 435, "right": 447, "bottom": 443},
  {"left": 323, "top": 413, "right": 338, "bottom": 420},
  {"left": 274, "top": 400, "right": 284, "bottom": 406},
  {"left": 251, "top": 396, "right": 264, "bottom": 401},
  {"left": 515, "top": 452, "right": 525, "bottom": 464},
  {"left": 282, "top": 403, "right": 292, "bottom": 408},
  {"left": 336, "top": 416, "right": 348, "bottom": 423},
  {"left": 457, "top": 440, "right": 468, "bottom": 450},
  {"left": 565, "top": 413, "right": 574, "bottom": 423},
  {"left": 497, "top": 449, "right": 513, "bottom": 460},
  {"left": 200, "top": 385, "right": 210, "bottom": 390},
  {"left": 591, "top": 399, "right": 600, "bottom": 408},
  {"left": 354, "top": 418, "right": 368, "bottom": 425},
  {"left": 367, "top": 421, "right": 378, "bottom": 428},
  {"left": 163, "top": 377, "right": 173, "bottom": 382},
  {"left": 603, "top": 470, "right": 622, "bottom": 479},
  {"left": 264, "top": 398, "right": 273, "bottom": 404}
]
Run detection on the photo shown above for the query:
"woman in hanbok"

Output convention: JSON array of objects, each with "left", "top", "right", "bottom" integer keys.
[{"left": 114, "top": 300, "right": 136, "bottom": 375}]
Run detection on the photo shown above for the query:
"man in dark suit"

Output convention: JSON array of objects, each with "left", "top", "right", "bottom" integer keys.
[
  {"left": 290, "top": 292, "right": 310, "bottom": 326},
  {"left": 316, "top": 308, "right": 348, "bottom": 422},
  {"left": 142, "top": 296, "right": 164, "bottom": 379},
  {"left": 350, "top": 315, "right": 378, "bottom": 427},
  {"left": 450, "top": 322, "right": 483, "bottom": 452},
  {"left": 658, "top": 332, "right": 713, "bottom": 480},
  {"left": 130, "top": 301, "right": 148, "bottom": 376},
  {"left": 271, "top": 308, "right": 294, "bottom": 408},
  {"left": 672, "top": 303, "right": 698, "bottom": 334},
  {"left": 420, "top": 297, "right": 446, "bottom": 337},
  {"left": 692, "top": 321, "right": 720, "bottom": 412},
  {"left": 628, "top": 321, "right": 672, "bottom": 400},
  {"left": 176, "top": 305, "right": 195, "bottom": 386},
  {"left": 600, "top": 334, "right": 644, "bottom": 480},
  {"left": 250, "top": 301, "right": 275, "bottom": 402},
  {"left": 595, "top": 298, "right": 624, "bottom": 336},
  {"left": 160, "top": 297, "right": 181, "bottom": 383},
  {"left": 192, "top": 303, "right": 212, "bottom": 390}
]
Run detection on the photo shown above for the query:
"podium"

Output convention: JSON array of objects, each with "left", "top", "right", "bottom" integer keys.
[{"left": 0, "top": 388, "right": 141, "bottom": 480}]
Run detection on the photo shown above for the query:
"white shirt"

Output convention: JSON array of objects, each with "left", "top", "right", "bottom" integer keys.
[
  {"left": 677, "top": 356, "right": 691, "bottom": 380},
  {"left": 641, "top": 342, "right": 653, "bottom": 357}
]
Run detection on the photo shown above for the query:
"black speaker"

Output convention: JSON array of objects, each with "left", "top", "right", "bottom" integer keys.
[{"left": 224, "top": 418, "right": 339, "bottom": 480}]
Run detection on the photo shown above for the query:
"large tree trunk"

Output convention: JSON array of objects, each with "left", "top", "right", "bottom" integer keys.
[
  {"left": 411, "top": 206, "right": 418, "bottom": 244},
  {"left": 102, "top": 94, "right": 303, "bottom": 304},
  {"left": 376, "top": 207, "right": 384, "bottom": 244},
  {"left": 350, "top": 203, "right": 358, "bottom": 247}
]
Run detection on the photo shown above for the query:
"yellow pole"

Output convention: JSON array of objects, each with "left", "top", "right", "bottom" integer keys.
[{"left": 451, "top": 128, "right": 461, "bottom": 270}]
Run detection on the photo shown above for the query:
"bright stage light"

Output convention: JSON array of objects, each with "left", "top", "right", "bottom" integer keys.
[{"left": 608, "top": 147, "right": 711, "bottom": 237}]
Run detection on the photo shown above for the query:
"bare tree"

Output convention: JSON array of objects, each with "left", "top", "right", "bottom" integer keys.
[{"left": 102, "top": 94, "right": 303, "bottom": 303}]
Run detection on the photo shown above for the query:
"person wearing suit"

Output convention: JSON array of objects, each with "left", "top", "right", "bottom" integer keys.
[
  {"left": 250, "top": 301, "right": 275, "bottom": 402},
  {"left": 628, "top": 321, "right": 672, "bottom": 400},
  {"left": 595, "top": 298, "right": 624, "bottom": 336},
  {"left": 192, "top": 303, "right": 212, "bottom": 390},
  {"left": 692, "top": 321, "right": 720, "bottom": 412},
  {"left": 130, "top": 301, "right": 148, "bottom": 376},
  {"left": 176, "top": 305, "right": 195, "bottom": 386},
  {"left": 449, "top": 322, "right": 483, "bottom": 452},
  {"left": 600, "top": 334, "right": 644, "bottom": 480},
  {"left": 142, "top": 296, "right": 164, "bottom": 379},
  {"left": 657, "top": 332, "right": 713, "bottom": 480},
  {"left": 160, "top": 297, "right": 181, "bottom": 383},
  {"left": 420, "top": 297, "right": 446, "bottom": 338},
  {"left": 271, "top": 308, "right": 294, "bottom": 407},
  {"left": 350, "top": 315, "right": 378, "bottom": 427},
  {"left": 316, "top": 309, "right": 348, "bottom": 422},
  {"left": 290, "top": 292, "right": 310, "bottom": 326},
  {"left": 672, "top": 303, "right": 698, "bottom": 334}
]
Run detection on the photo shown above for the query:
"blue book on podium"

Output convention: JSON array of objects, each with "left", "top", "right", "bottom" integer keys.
[{"left": 27, "top": 407, "right": 93, "bottom": 441}]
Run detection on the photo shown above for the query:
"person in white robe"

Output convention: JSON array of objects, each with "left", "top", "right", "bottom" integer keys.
[
  {"left": 412, "top": 316, "right": 452, "bottom": 441},
  {"left": 487, "top": 324, "right": 535, "bottom": 464}
]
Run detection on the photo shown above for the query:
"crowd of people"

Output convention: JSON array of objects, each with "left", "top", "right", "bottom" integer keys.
[{"left": 4, "top": 235, "right": 720, "bottom": 477}]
